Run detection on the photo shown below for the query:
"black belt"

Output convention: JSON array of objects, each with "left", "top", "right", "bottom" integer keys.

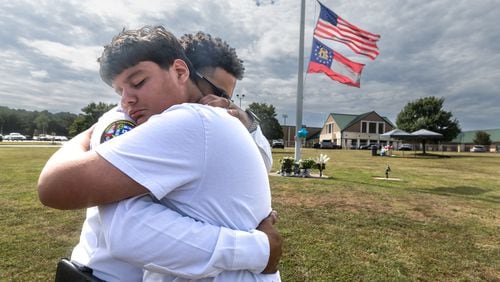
[{"left": 55, "top": 258, "right": 105, "bottom": 282}]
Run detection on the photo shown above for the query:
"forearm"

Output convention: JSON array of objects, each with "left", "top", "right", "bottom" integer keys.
[
  {"left": 101, "top": 195, "right": 270, "bottom": 278},
  {"left": 37, "top": 129, "right": 147, "bottom": 209},
  {"left": 38, "top": 129, "right": 93, "bottom": 208}
]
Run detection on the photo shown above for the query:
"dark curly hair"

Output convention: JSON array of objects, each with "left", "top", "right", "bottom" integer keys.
[
  {"left": 98, "top": 26, "right": 190, "bottom": 86},
  {"left": 180, "top": 32, "right": 245, "bottom": 80}
]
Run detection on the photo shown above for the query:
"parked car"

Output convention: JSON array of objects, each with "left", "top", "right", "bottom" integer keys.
[
  {"left": 4, "top": 132, "right": 26, "bottom": 141},
  {"left": 313, "top": 142, "right": 321, "bottom": 148},
  {"left": 272, "top": 139, "right": 285, "bottom": 149},
  {"left": 359, "top": 143, "right": 378, "bottom": 150},
  {"left": 398, "top": 144, "right": 413, "bottom": 151},
  {"left": 54, "top": 136, "right": 68, "bottom": 141},
  {"left": 470, "top": 145, "right": 486, "bottom": 152},
  {"left": 319, "top": 140, "right": 340, "bottom": 149}
]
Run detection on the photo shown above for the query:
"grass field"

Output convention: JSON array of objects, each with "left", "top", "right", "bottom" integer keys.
[{"left": 1, "top": 146, "right": 499, "bottom": 281}]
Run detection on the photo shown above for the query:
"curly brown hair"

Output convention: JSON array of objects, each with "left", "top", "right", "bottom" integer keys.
[
  {"left": 180, "top": 32, "right": 245, "bottom": 80},
  {"left": 98, "top": 26, "right": 190, "bottom": 86}
]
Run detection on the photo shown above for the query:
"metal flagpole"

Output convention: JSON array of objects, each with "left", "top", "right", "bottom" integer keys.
[{"left": 294, "top": 0, "right": 306, "bottom": 161}]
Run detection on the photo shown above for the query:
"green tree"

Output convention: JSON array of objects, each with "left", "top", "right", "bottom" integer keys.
[
  {"left": 0, "top": 114, "right": 4, "bottom": 134},
  {"left": 69, "top": 102, "right": 116, "bottom": 136},
  {"left": 248, "top": 102, "right": 283, "bottom": 141},
  {"left": 396, "top": 96, "right": 461, "bottom": 142},
  {"left": 473, "top": 131, "right": 491, "bottom": 145},
  {"left": 34, "top": 111, "right": 50, "bottom": 134},
  {"left": 50, "top": 112, "right": 77, "bottom": 136},
  {"left": 0, "top": 106, "right": 77, "bottom": 138}
]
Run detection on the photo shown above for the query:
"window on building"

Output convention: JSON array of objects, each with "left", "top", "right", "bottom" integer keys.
[
  {"left": 361, "top": 122, "right": 367, "bottom": 133},
  {"left": 361, "top": 121, "right": 386, "bottom": 134},
  {"left": 369, "top": 123, "right": 377, "bottom": 134},
  {"left": 378, "top": 123, "right": 384, "bottom": 134}
]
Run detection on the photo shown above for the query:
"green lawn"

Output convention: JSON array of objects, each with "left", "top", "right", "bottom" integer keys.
[{"left": 1, "top": 146, "right": 499, "bottom": 281}]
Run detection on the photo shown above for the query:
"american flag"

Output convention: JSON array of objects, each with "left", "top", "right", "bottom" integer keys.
[{"left": 314, "top": 1, "right": 380, "bottom": 60}]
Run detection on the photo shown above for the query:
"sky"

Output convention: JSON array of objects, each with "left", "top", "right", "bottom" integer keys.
[{"left": 0, "top": 0, "right": 499, "bottom": 131}]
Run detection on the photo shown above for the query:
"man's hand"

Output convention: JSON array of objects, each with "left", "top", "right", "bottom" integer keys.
[
  {"left": 73, "top": 125, "right": 94, "bottom": 151},
  {"left": 198, "top": 94, "right": 252, "bottom": 129},
  {"left": 257, "top": 210, "right": 282, "bottom": 274}
]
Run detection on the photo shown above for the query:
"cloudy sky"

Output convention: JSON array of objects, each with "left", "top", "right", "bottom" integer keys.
[{"left": 1, "top": 0, "right": 499, "bottom": 130}]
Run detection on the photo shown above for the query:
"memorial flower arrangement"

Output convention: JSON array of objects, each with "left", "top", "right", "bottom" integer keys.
[
  {"left": 300, "top": 158, "right": 316, "bottom": 177},
  {"left": 279, "top": 156, "right": 294, "bottom": 175},
  {"left": 315, "top": 154, "right": 330, "bottom": 177}
]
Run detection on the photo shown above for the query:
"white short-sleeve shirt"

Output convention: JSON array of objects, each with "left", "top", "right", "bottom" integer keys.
[{"left": 72, "top": 105, "right": 279, "bottom": 281}]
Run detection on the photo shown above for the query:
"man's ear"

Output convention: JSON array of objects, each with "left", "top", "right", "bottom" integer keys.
[{"left": 172, "top": 59, "right": 190, "bottom": 83}]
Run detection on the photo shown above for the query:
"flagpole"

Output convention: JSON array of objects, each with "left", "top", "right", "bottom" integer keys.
[{"left": 294, "top": 0, "right": 306, "bottom": 161}]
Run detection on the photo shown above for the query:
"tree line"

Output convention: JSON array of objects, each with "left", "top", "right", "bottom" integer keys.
[
  {"left": 0, "top": 102, "right": 284, "bottom": 140},
  {"left": 3, "top": 96, "right": 489, "bottom": 145},
  {"left": 0, "top": 102, "right": 116, "bottom": 138}
]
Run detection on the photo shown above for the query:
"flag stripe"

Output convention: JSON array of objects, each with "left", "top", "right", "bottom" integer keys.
[
  {"left": 308, "top": 61, "right": 360, "bottom": 87},
  {"left": 337, "top": 17, "right": 380, "bottom": 41},
  {"left": 314, "top": 29, "right": 379, "bottom": 59},
  {"left": 314, "top": 31, "right": 379, "bottom": 60},
  {"left": 314, "top": 1, "right": 380, "bottom": 60},
  {"left": 317, "top": 19, "right": 378, "bottom": 49},
  {"left": 314, "top": 25, "right": 379, "bottom": 59},
  {"left": 314, "top": 20, "right": 380, "bottom": 59},
  {"left": 332, "top": 49, "right": 365, "bottom": 74}
]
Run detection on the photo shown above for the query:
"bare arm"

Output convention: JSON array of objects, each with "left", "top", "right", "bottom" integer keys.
[
  {"left": 37, "top": 127, "right": 148, "bottom": 209},
  {"left": 257, "top": 210, "right": 282, "bottom": 274}
]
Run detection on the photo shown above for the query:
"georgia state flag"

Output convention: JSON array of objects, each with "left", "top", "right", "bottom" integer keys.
[{"left": 307, "top": 37, "right": 364, "bottom": 87}]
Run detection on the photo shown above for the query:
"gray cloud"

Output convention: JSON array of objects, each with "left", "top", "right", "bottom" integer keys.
[{"left": 0, "top": 0, "right": 498, "bottom": 130}]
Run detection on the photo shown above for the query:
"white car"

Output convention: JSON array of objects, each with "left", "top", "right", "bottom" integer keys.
[
  {"left": 398, "top": 144, "right": 413, "bottom": 151},
  {"left": 4, "top": 132, "right": 26, "bottom": 141},
  {"left": 470, "top": 145, "right": 486, "bottom": 152},
  {"left": 272, "top": 139, "right": 284, "bottom": 149},
  {"left": 54, "top": 136, "right": 68, "bottom": 141}
]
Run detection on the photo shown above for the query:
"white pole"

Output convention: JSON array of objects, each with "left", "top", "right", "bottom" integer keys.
[{"left": 294, "top": 0, "right": 306, "bottom": 161}]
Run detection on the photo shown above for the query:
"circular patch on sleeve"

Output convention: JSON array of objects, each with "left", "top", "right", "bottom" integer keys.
[{"left": 100, "top": 120, "right": 136, "bottom": 144}]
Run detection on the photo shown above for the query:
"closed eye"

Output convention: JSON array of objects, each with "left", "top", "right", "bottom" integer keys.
[{"left": 133, "top": 79, "right": 145, "bottom": 89}]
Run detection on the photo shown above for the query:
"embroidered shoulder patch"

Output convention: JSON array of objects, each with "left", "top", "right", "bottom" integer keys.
[{"left": 100, "top": 120, "right": 136, "bottom": 144}]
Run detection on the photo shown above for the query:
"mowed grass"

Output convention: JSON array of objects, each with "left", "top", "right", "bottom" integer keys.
[
  {"left": 0, "top": 147, "right": 84, "bottom": 281},
  {"left": 1, "top": 146, "right": 499, "bottom": 281},
  {"left": 271, "top": 148, "right": 499, "bottom": 281}
]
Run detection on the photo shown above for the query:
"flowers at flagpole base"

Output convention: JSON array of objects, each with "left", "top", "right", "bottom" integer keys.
[
  {"left": 279, "top": 156, "right": 295, "bottom": 176},
  {"left": 315, "top": 154, "right": 330, "bottom": 177},
  {"left": 300, "top": 158, "right": 316, "bottom": 177}
]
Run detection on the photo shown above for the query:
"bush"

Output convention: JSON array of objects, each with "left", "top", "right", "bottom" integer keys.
[
  {"left": 280, "top": 156, "right": 295, "bottom": 174},
  {"left": 300, "top": 158, "right": 316, "bottom": 169}
]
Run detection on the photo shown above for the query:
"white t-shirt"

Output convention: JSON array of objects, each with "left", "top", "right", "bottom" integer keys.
[
  {"left": 72, "top": 105, "right": 278, "bottom": 281},
  {"left": 96, "top": 104, "right": 279, "bottom": 281}
]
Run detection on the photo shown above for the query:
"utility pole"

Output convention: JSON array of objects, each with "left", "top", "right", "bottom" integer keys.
[
  {"left": 282, "top": 114, "right": 288, "bottom": 147},
  {"left": 236, "top": 94, "right": 245, "bottom": 108}
]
